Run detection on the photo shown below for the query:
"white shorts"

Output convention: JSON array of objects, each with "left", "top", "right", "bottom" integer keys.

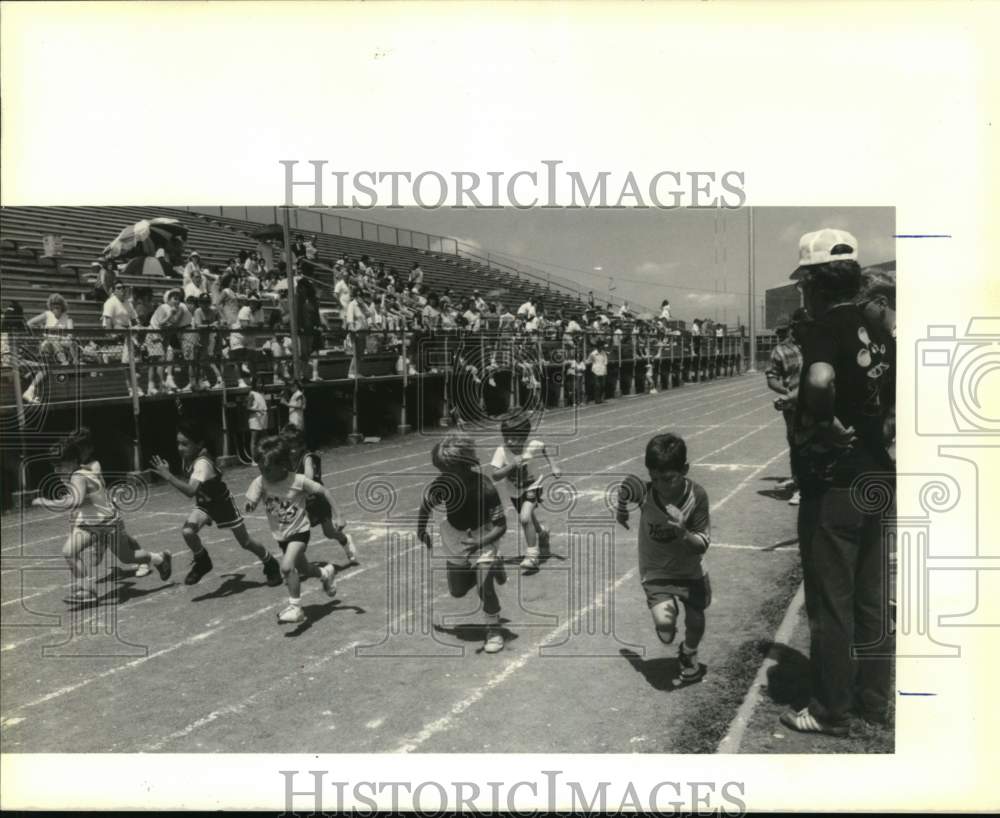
[{"left": 438, "top": 519, "right": 499, "bottom": 567}]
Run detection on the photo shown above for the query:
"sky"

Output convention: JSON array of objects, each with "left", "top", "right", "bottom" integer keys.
[{"left": 299, "top": 205, "right": 895, "bottom": 325}]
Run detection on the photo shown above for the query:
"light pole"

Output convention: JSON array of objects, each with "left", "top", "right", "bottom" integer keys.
[{"left": 746, "top": 207, "right": 757, "bottom": 372}]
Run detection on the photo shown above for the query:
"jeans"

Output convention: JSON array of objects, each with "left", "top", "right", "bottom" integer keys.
[{"left": 797, "top": 486, "right": 892, "bottom": 724}]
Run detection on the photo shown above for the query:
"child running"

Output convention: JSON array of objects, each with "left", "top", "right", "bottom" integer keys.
[
  {"left": 616, "top": 432, "right": 711, "bottom": 687},
  {"left": 244, "top": 435, "right": 338, "bottom": 624},
  {"left": 151, "top": 419, "right": 283, "bottom": 586},
  {"left": 280, "top": 423, "right": 358, "bottom": 564},
  {"left": 489, "top": 416, "right": 561, "bottom": 571},
  {"left": 418, "top": 435, "right": 508, "bottom": 654},
  {"left": 34, "top": 428, "right": 171, "bottom": 604}
]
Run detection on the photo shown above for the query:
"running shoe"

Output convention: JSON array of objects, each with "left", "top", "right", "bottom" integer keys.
[{"left": 184, "top": 549, "right": 213, "bottom": 585}]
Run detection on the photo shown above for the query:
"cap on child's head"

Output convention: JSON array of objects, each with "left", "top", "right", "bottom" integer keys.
[
  {"left": 431, "top": 435, "right": 478, "bottom": 472},
  {"left": 500, "top": 416, "right": 532, "bottom": 441},
  {"left": 644, "top": 433, "right": 688, "bottom": 474}
]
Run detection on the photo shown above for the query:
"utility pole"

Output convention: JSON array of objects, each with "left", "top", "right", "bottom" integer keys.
[{"left": 746, "top": 207, "right": 757, "bottom": 372}]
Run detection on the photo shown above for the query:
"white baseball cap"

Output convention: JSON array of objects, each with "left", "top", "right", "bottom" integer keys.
[{"left": 791, "top": 228, "right": 858, "bottom": 279}]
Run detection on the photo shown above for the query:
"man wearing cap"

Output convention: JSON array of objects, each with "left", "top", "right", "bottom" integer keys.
[
  {"left": 764, "top": 307, "right": 808, "bottom": 504},
  {"left": 781, "top": 229, "right": 894, "bottom": 737}
]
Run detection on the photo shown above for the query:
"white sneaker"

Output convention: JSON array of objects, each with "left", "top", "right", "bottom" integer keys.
[
  {"left": 164, "top": 378, "right": 178, "bottom": 391},
  {"left": 237, "top": 379, "right": 249, "bottom": 389},
  {"left": 320, "top": 564, "right": 337, "bottom": 598},
  {"left": 134, "top": 563, "right": 151, "bottom": 578},
  {"left": 177, "top": 384, "right": 192, "bottom": 393},
  {"left": 347, "top": 373, "right": 357, "bottom": 379},
  {"left": 199, "top": 380, "right": 212, "bottom": 390},
  {"left": 22, "top": 387, "right": 38, "bottom": 404},
  {"left": 649, "top": 388, "right": 658, "bottom": 395},
  {"left": 310, "top": 373, "right": 322, "bottom": 382},
  {"left": 520, "top": 556, "right": 540, "bottom": 571},
  {"left": 145, "top": 386, "right": 157, "bottom": 396},
  {"left": 277, "top": 604, "right": 305, "bottom": 624},
  {"left": 777, "top": 478, "right": 796, "bottom": 491},
  {"left": 343, "top": 534, "right": 358, "bottom": 564},
  {"left": 130, "top": 386, "right": 146, "bottom": 398},
  {"left": 484, "top": 627, "right": 505, "bottom": 654},
  {"left": 211, "top": 381, "right": 225, "bottom": 390},
  {"left": 788, "top": 490, "right": 801, "bottom": 506}
]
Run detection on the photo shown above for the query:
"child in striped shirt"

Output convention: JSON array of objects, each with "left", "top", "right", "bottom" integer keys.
[{"left": 617, "top": 432, "right": 711, "bottom": 687}]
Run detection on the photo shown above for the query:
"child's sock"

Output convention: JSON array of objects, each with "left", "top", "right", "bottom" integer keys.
[
  {"left": 288, "top": 597, "right": 301, "bottom": 608},
  {"left": 150, "top": 553, "right": 164, "bottom": 566}
]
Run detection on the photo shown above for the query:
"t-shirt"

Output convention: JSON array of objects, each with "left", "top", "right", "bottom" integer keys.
[
  {"left": 792, "top": 303, "right": 893, "bottom": 492},
  {"left": 516, "top": 301, "right": 536, "bottom": 319},
  {"left": 148, "top": 303, "right": 180, "bottom": 331},
  {"left": 101, "top": 295, "right": 136, "bottom": 329},
  {"left": 247, "top": 391, "right": 268, "bottom": 430},
  {"left": 70, "top": 462, "right": 117, "bottom": 526},
  {"left": 423, "top": 471, "right": 504, "bottom": 532},
  {"left": 637, "top": 478, "right": 711, "bottom": 582},
  {"left": 287, "top": 390, "right": 305, "bottom": 428},
  {"left": 231, "top": 305, "right": 261, "bottom": 350},
  {"left": 490, "top": 441, "right": 546, "bottom": 494},
  {"left": 588, "top": 350, "right": 609, "bottom": 376},
  {"left": 43, "top": 311, "right": 73, "bottom": 332},
  {"left": 765, "top": 339, "right": 803, "bottom": 393},
  {"left": 246, "top": 473, "right": 322, "bottom": 541}
]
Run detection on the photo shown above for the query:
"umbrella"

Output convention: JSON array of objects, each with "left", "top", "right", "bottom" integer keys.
[
  {"left": 250, "top": 224, "right": 285, "bottom": 241},
  {"left": 103, "top": 218, "right": 189, "bottom": 259},
  {"left": 122, "top": 256, "right": 176, "bottom": 278}
]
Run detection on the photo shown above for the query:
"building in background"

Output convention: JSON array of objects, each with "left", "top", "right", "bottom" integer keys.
[{"left": 764, "top": 259, "right": 895, "bottom": 329}]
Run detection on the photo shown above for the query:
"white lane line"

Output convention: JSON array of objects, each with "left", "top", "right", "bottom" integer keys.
[
  {"left": 393, "top": 567, "right": 638, "bottom": 754},
  {"left": 716, "top": 583, "right": 806, "bottom": 753}
]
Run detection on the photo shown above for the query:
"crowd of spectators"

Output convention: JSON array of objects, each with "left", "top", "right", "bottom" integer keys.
[{"left": 11, "top": 231, "right": 740, "bottom": 403}]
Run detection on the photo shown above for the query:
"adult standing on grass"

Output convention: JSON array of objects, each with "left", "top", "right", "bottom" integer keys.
[
  {"left": 764, "top": 308, "right": 808, "bottom": 505},
  {"left": 780, "top": 229, "right": 894, "bottom": 738}
]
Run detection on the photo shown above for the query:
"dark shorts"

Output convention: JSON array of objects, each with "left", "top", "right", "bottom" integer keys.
[
  {"left": 195, "top": 495, "right": 243, "bottom": 530},
  {"left": 306, "top": 494, "right": 332, "bottom": 527},
  {"left": 277, "top": 530, "right": 311, "bottom": 552},
  {"left": 642, "top": 574, "right": 712, "bottom": 611},
  {"left": 510, "top": 487, "right": 542, "bottom": 513}
]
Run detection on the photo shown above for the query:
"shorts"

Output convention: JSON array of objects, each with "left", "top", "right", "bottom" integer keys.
[
  {"left": 509, "top": 486, "right": 543, "bottom": 513},
  {"left": 277, "top": 529, "right": 311, "bottom": 552},
  {"left": 181, "top": 332, "right": 200, "bottom": 361},
  {"left": 144, "top": 332, "right": 165, "bottom": 359},
  {"left": 306, "top": 493, "right": 332, "bottom": 527},
  {"left": 74, "top": 517, "right": 124, "bottom": 543},
  {"left": 439, "top": 519, "right": 499, "bottom": 567},
  {"left": 642, "top": 574, "right": 712, "bottom": 611},
  {"left": 195, "top": 495, "right": 243, "bottom": 530}
]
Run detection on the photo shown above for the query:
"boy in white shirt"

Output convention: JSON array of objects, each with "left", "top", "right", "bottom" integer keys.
[
  {"left": 587, "top": 339, "right": 609, "bottom": 404},
  {"left": 490, "top": 416, "right": 562, "bottom": 571}
]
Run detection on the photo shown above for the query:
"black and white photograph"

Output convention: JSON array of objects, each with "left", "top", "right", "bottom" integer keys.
[{"left": 0, "top": 1, "right": 997, "bottom": 814}]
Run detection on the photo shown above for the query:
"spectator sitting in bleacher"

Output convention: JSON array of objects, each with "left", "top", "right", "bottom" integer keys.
[
  {"left": 440, "top": 302, "right": 458, "bottom": 331},
  {"left": 422, "top": 292, "right": 442, "bottom": 331},
  {"left": 184, "top": 268, "right": 208, "bottom": 300},
  {"left": 408, "top": 261, "right": 424, "bottom": 292},
  {"left": 305, "top": 235, "right": 319, "bottom": 262},
  {"left": 182, "top": 251, "right": 203, "bottom": 285},
  {"left": 517, "top": 296, "right": 536, "bottom": 320}
]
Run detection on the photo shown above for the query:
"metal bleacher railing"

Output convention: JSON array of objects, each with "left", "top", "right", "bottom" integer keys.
[{"left": 2, "top": 322, "right": 747, "bottom": 463}]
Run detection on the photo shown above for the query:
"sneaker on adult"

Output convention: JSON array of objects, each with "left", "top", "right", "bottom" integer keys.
[
  {"left": 777, "top": 478, "right": 796, "bottom": 491},
  {"left": 199, "top": 379, "right": 212, "bottom": 390},
  {"left": 788, "top": 490, "right": 801, "bottom": 506},
  {"left": 779, "top": 707, "right": 849, "bottom": 737},
  {"left": 184, "top": 549, "right": 213, "bottom": 585},
  {"left": 237, "top": 379, "right": 249, "bottom": 389},
  {"left": 520, "top": 555, "right": 540, "bottom": 571}
]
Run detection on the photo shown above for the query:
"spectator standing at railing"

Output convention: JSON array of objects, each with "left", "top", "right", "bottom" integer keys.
[
  {"left": 462, "top": 299, "right": 483, "bottom": 333},
  {"left": 230, "top": 293, "right": 264, "bottom": 389},
  {"left": 473, "top": 290, "right": 488, "bottom": 314},
  {"left": 192, "top": 293, "right": 224, "bottom": 390},
  {"left": 334, "top": 270, "right": 352, "bottom": 319},
  {"left": 517, "top": 297, "right": 536, "bottom": 320},
  {"left": 21, "top": 294, "right": 76, "bottom": 405},
  {"left": 345, "top": 287, "right": 369, "bottom": 379}
]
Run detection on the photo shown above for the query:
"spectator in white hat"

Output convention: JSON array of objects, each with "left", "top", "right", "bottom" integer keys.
[
  {"left": 780, "top": 228, "right": 893, "bottom": 738},
  {"left": 183, "top": 251, "right": 202, "bottom": 286}
]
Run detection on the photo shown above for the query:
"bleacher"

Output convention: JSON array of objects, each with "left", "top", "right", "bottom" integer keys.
[{"left": 0, "top": 206, "right": 589, "bottom": 331}]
